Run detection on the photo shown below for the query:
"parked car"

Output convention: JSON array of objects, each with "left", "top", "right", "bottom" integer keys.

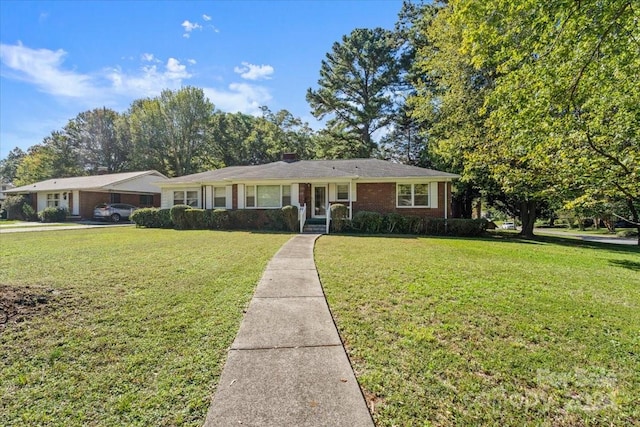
[
  {"left": 501, "top": 221, "right": 516, "bottom": 230},
  {"left": 93, "top": 203, "right": 138, "bottom": 222}
]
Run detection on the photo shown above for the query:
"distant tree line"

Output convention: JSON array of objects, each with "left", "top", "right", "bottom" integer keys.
[{"left": 1, "top": 0, "right": 638, "bottom": 241}]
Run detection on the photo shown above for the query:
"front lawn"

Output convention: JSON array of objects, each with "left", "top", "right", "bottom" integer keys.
[
  {"left": 315, "top": 235, "right": 640, "bottom": 426},
  {"left": 0, "top": 228, "right": 291, "bottom": 426}
]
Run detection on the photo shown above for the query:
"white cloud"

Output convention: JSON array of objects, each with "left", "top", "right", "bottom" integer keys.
[
  {"left": 181, "top": 20, "right": 202, "bottom": 38},
  {"left": 202, "top": 83, "right": 272, "bottom": 115},
  {"left": 187, "top": 59, "right": 197, "bottom": 65},
  {"left": 0, "top": 42, "right": 194, "bottom": 104},
  {"left": 233, "top": 62, "right": 274, "bottom": 81},
  {"left": 106, "top": 58, "right": 192, "bottom": 98},
  {"left": 141, "top": 53, "right": 156, "bottom": 62},
  {"left": 202, "top": 14, "right": 211, "bottom": 21},
  {"left": 0, "top": 42, "right": 97, "bottom": 98}
]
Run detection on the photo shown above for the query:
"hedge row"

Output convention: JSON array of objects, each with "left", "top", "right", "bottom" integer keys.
[
  {"left": 131, "top": 205, "right": 299, "bottom": 232},
  {"left": 334, "top": 209, "right": 489, "bottom": 237},
  {"left": 131, "top": 205, "right": 488, "bottom": 237}
]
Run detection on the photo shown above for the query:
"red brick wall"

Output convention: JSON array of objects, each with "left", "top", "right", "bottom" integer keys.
[
  {"left": 352, "top": 182, "right": 450, "bottom": 218},
  {"left": 299, "top": 183, "right": 311, "bottom": 219},
  {"left": 232, "top": 184, "right": 238, "bottom": 209}
]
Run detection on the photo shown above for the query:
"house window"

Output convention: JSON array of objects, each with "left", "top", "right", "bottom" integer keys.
[
  {"left": 139, "top": 195, "right": 153, "bottom": 206},
  {"left": 173, "top": 190, "right": 199, "bottom": 207},
  {"left": 46, "top": 193, "right": 60, "bottom": 207},
  {"left": 110, "top": 193, "right": 121, "bottom": 203},
  {"left": 213, "top": 186, "right": 226, "bottom": 208},
  {"left": 245, "top": 185, "right": 291, "bottom": 208},
  {"left": 336, "top": 184, "right": 349, "bottom": 201},
  {"left": 257, "top": 185, "right": 280, "bottom": 208},
  {"left": 397, "top": 183, "right": 429, "bottom": 207}
]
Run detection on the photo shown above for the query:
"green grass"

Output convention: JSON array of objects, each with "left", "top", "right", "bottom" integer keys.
[
  {"left": 315, "top": 235, "right": 640, "bottom": 426},
  {"left": 0, "top": 228, "right": 291, "bottom": 426}
]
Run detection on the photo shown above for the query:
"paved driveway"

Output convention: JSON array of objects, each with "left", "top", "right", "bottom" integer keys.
[
  {"left": 0, "top": 221, "right": 134, "bottom": 233},
  {"left": 534, "top": 228, "right": 638, "bottom": 246}
]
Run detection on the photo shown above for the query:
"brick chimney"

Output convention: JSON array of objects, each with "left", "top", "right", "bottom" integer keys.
[
  {"left": 97, "top": 166, "right": 109, "bottom": 175},
  {"left": 282, "top": 153, "right": 298, "bottom": 163}
]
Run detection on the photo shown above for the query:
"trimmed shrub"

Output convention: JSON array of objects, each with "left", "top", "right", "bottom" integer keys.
[
  {"left": 183, "top": 209, "right": 206, "bottom": 230},
  {"left": 282, "top": 205, "right": 299, "bottom": 232},
  {"left": 405, "top": 216, "right": 424, "bottom": 234},
  {"left": 170, "top": 204, "right": 192, "bottom": 230},
  {"left": 424, "top": 218, "right": 447, "bottom": 235},
  {"left": 131, "top": 208, "right": 174, "bottom": 228},
  {"left": 330, "top": 204, "right": 349, "bottom": 233},
  {"left": 38, "top": 207, "right": 68, "bottom": 223},
  {"left": 132, "top": 208, "right": 157, "bottom": 228},
  {"left": 211, "top": 209, "right": 231, "bottom": 230},
  {"left": 157, "top": 209, "right": 173, "bottom": 228},
  {"left": 383, "top": 212, "right": 407, "bottom": 234},
  {"left": 266, "top": 209, "right": 287, "bottom": 231},
  {"left": 352, "top": 211, "right": 383, "bottom": 233},
  {"left": 229, "top": 210, "right": 259, "bottom": 230},
  {"left": 446, "top": 218, "right": 488, "bottom": 237}
]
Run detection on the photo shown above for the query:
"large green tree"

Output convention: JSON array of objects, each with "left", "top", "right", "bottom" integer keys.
[
  {"left": 0, "top": 147, "right": 25, "bottom": 183},
  {"left": 14, "top": 132, "right": 83, "bottom": 186},
  {"left": 64, "top": 107, "right": 130, "bottom": 173},
  {"left": 409, "top": 3, "right": 496, "bottom": 219},
  {"left": 128, "top": 87, "right": 214, "bottom": 177},
  {"left": 307, "top": 27, "right": 402, "bottom": 158},
  {"left": 454, "top": 0, "right": 640, "bottom": 240}
]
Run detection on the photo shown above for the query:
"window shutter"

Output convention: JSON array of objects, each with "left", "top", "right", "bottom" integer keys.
[
  {"left": 225, "top": 185, "right": 233, "bottom": 209},
  {"left": 328, "top": 183, "right": 336, "bottom": 201},
  {"left": 237, "top": 184, "right": 245, "bottom": 209},
  {"left": 291, "top": 183, "right": 299, "bottom": 207},
  {"left": 430, "top": 182, "right": 439, "bottom": 209}
]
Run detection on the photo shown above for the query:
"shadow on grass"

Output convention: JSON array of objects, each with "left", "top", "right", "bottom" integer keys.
[
  {"left": 322, "top": 230, "right": 640, "bottom": 254},
  {"left": 609, "top": 259, "right": 640, "bottom": 272}
]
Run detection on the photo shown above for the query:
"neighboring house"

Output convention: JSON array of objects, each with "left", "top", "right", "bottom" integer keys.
[
  {"left": 158, "top": 158, "right": 460, "bottom": 223},
  {"left": 0, "top": 182, "right": 15, "bottom": 205},
  {"left": 5, "top": 171, "right": 167, "bottom": 219}
]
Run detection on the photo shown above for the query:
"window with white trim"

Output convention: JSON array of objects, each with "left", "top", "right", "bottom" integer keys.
[
  {"left": 245, "top": 185, "right": 291, "bottom": 208},
  {"left": 173, "top": 190, "right": 199, "bottom": 207},
  {"left": 213, "top": 186, "right": 226, "bottom": 208},
  {"left": 336, "top": 183, "right": 349, "bottom": 201},
  {"left": 397, "top": 183, "right": 429, "bottom": 207},
  {"left": 46, "top": 193, "right": 60, "bottom": 208}
]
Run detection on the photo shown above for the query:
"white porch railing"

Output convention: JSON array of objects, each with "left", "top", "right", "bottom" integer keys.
[
  {"left": 326, "top": 203, "right": 331, "bottom": 234},
  {"left": 299, "top": 203, "right": 306, "bottom": 233}
]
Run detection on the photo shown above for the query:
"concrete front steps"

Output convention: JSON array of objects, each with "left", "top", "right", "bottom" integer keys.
[{"left": 302, "top": 218, "right": 327, "bottom": 234}]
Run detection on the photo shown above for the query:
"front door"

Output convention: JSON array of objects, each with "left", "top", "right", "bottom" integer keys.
[{"left": 313, "top": 185, "right": 327, "bottom": 217}]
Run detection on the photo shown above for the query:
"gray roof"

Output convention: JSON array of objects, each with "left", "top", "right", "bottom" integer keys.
[
  {"left": 162, "top": 159, "right": 459, "bottom": 185},
  {"left": 6, "top": 170, "right": 167, "bottom": 193}
]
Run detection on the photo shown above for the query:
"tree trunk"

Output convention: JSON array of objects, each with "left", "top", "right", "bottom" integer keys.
[
  {"left": 627, "top": 198, "right": 640, "bottom": 246},
  {"left": 519, "top": 200, "right": 537, "bottom": 238}
]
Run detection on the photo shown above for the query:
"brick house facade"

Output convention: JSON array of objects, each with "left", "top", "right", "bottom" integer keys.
[
  {"left": 159, "top": 159, "right": 460, "bottom": 229},
  {"left": 5, "top": 171, "right": 166, "bottom": 220}
]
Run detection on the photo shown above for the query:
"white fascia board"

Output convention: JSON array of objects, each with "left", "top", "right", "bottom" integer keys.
[{"left": 357, "top": 177, "right": 455, "bottom": 184}]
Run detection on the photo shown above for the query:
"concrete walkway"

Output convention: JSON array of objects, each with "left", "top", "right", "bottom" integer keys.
[{"left": 203, "top": 234, "right": 374, "bottom": 427}]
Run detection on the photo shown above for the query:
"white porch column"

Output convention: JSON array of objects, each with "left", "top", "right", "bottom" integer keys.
[{"left": 72, "top": 191, "right": 80, "bottom": 215}]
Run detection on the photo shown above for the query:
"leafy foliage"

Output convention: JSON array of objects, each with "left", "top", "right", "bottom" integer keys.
[
  {"left": 38, "top": 207, "right": 69, "bottom": 223},
  {"left": 307, "top": 27, "right": 402, "bottom": 157}
]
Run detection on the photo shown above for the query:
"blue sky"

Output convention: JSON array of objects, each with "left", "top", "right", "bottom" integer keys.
[{"left": 0, "top": 0, "right": 403, "bottom": 159}]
